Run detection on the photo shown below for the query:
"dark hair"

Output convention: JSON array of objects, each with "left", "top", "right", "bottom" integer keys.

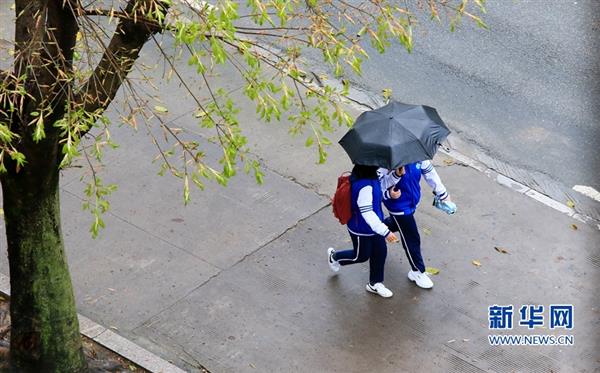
[{"left": 351, "top": 164, "right": 379, "bottom": 180}]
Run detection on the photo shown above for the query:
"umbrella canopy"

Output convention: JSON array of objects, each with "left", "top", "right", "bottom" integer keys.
[{"left": 339, "top": 101, "right": 450, "bottom": 169}]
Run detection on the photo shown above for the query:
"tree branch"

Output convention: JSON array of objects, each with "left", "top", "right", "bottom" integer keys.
[
  {"left": 10, "top": 1, "right": 78, "bottom": 141},
  {"left": 80, "top": 8, "right": 164, "bottom": 30},
  {"left": 76, "top": 0, "right": 168, "bottom": 117}
]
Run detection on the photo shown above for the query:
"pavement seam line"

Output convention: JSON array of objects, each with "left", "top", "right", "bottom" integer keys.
[
  {"left": 0, "top": 273, "right": 186, "bottom": 373},
  {"left": 228, "top": 202, "right": 330, "bottom": 268},
  {"left": 133, "top": 202, "right": 330, "bottom": 330}
]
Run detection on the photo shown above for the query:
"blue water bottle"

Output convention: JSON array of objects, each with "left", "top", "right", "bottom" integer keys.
[{"left": 433, "top": 193, "right": 457, "bottom": 215}]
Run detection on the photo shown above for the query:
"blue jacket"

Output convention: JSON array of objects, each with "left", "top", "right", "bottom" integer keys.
[
  {"left": 383, "top": 163, "right": 422, "bottom": 215},
  {"left": 347, "top": 177, "right": 384, "bottom": 236}
]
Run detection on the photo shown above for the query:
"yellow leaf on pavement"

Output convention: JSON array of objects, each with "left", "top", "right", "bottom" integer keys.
[
  {"left": 154, "top": 105, "right": 169, "bottom": 113},
  {"left": 570, "top": 224, "right": 578, "bottom": 230},
  {"left": 425, "top": 266, "right": 440, "bottom": 275},
  {"left": 472, "top": 260, "right": 481, "bottom": 267},
  {"left": 566, "top": 200, "right": 575, "bottom": 209}
]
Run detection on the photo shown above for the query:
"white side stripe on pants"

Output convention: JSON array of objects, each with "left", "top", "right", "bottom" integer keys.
[
  {"left": 338, "top": 235, "right": 361, "bottom": 263},
  {"left": 392, "top": 215, "right": 418, "bottom": 271}
]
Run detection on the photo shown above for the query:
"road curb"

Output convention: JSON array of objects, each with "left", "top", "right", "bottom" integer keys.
[
  {"left": 0, "top": 273, "right": 186, "bottom": 373},
  {"left": 439, "top": 147, "right": 597, "bottom": 228}
]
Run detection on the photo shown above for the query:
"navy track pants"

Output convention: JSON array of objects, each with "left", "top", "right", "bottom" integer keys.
[
  {"left": 384, "top": 214, "right": 426, "bottom": 273},
  {"left": 333, "top": 232, "right": 387, "bottom": 285}
]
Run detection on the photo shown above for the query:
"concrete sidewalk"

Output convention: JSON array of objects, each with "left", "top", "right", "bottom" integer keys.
[{"left": 1, "top": 43, "right": 599, "bottom": 373}]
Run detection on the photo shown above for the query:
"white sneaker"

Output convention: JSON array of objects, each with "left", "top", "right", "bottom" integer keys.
[
  {"left": 366, "top": 283, "right": 393, "bottom": 298},
  {"left": 327, "top": 248, "right": 340, "bottom": 272},
  {"left": 408, "top": 270, "right": 434, "bottom": 289}
]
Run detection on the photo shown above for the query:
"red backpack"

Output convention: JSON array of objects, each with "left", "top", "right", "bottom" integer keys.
[{"left": 332, "top": 172, "right": 352, "bottom": 225}]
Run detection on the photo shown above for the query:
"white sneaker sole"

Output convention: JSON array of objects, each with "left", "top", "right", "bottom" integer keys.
[{"left": 408, "top": 272, "right": 433, "bottom": 289}]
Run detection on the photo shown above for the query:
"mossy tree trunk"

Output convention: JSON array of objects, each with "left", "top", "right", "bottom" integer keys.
[
  {"left": 1, "top": 138, "right": 86, "bottom": 371},
  {"left": 0, "top": 1, "right": 167, "bottom": 370}
]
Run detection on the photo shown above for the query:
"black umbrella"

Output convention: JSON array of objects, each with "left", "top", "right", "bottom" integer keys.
[{"left": 339, "top": 101, "right": 450, "bottom": 169}]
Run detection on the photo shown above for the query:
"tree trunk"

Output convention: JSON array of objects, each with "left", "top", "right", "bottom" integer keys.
[{"left": 1, "top": 159, "right": 86, "bottom": 372}]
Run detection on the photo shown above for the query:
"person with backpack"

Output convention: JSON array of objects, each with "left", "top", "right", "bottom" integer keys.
[
  {"left": 378, "top": 160, "right": 456, "bottom": 289},
  {"left": 328, "top": 164, "right": 400, "bottom": 298}
]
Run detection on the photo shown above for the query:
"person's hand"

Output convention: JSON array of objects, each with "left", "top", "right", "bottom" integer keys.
[
  {"left": 389, "top": 187, "right": 401, "bottom": 199},
  {"left": 386, "top": 232, "right": 399, "bottom": 243},
  {"left": 394, "top": 166, "right": 406, "bottom": 177}
]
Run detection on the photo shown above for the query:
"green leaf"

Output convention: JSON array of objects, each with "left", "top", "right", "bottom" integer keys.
[
  {"left": 305, "top": 136, "right": 314, "bottom": 147},
  {"left": 350, "top": 57, "right": 362, "bottom": 75},
  {"left": 9, "top": 151, "right": 26, "bottom": 168},
  {"left": 318, "top": 147, "right": 327, "bottom": 164},
  {"left": 183, "top": 175, "right": 190, "bottom": 205},
  {"left": 0, "top": 123, "right": 16, "bottom": 143},
  {"left": 33, "top": 118, "right": 45, "bottom": 142},
  {"left": 154, "top": 105, "right": 169, "bottom": 113}
]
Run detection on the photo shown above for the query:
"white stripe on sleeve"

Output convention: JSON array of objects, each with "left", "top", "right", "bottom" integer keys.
[
  {"left": 420, "top": 160, "right": 447, "bottom": 198},
  {"left": 357, "top": 185, "right": 390, "bottom": 237}
]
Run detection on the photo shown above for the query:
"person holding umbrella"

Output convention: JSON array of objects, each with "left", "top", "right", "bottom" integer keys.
[
  {"left": 327, "top": 164, "right": 400, "bottom": 298},
  {"left": 378, "top": 162, "right": 456, "bottom": 289},
  {"left": 337, "top": 101, "right": 455, "bottom": 290}
]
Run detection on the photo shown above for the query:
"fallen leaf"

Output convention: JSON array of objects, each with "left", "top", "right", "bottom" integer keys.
[
  {"left": 425, "top": 266, "right": 440, "bottom": 275},
  {"left": 566, "top": 200, "right": 575, "bottom": 209},
  {"left": 154, "top": 105, "right": 169, "bottom": 113},
  {"left": 249, "top": 363, "right": 256, "bottom": 369},
  {"left": 107, "top": 288, "right": 116, "bottom": 292},
  {"left": 422, "top": 227, "right": 432, "bottom": 236},
  {"left": 443, "top": 159, "right": 455, "bottom": 166},
  {"left": 382, "top": 88, "right": 393, "bottom": 100},
  {"left": 472, "top": 260, "right": 481, "bottom": 267},
  {"left": 463, "top": 338, "right": 470, "bottom": 342},
  {"left": 570, "top": 224, "right": 578, "bottom": 230},
  {"left": 447, "top": 339, "right": 456, "bottom": 343},
  {"left": 194, "top": 110, "right": 207, "bottom": 118},
  {"left": 109, "top": 326, "right": 118, "bottom": 330},
  {"left": 494, "top": 246, "right": 509, "bottom": 254}
]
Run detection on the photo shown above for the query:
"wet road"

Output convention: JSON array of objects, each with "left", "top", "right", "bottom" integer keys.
[{"left": 315, "top": 0, "right": 600, "bottom": 212}]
